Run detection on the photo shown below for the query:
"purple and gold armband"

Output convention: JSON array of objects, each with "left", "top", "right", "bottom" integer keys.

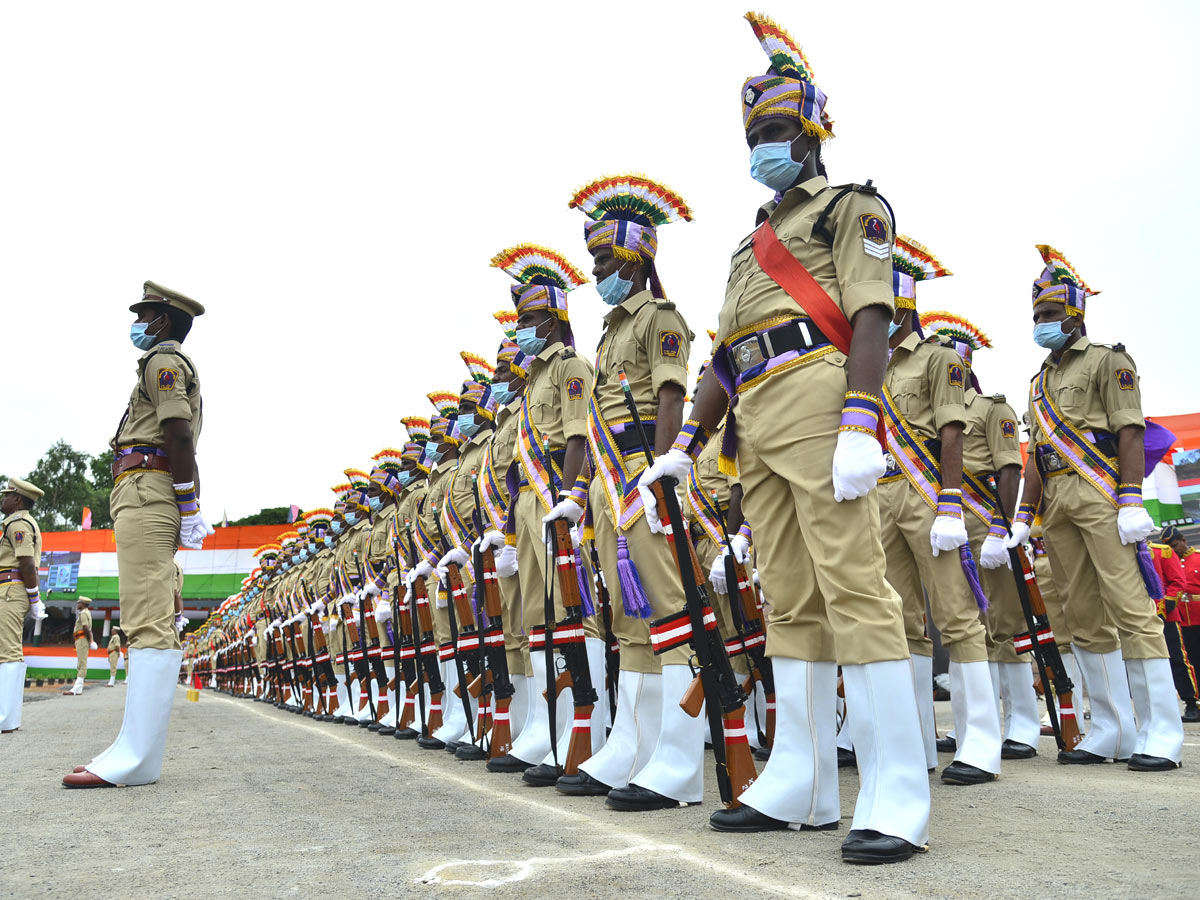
[
  {"left": 26, "top": 586, "right": 40, "bottom": 603},
  {"left": 987, "top": 513, "right": 1008, "bottom": 540},
  {"left": 839, "top": 391, "right": 882, "bottom": 438},
  {"left": 936, "top": 489, "right": 963, "bottom": 520},
  {"left": 173, "top": 481, "right": 200, "bottom": 517},
  {"left": 736, "top": 521, "right": 753, "bottom": 545},
  {"left": 568, "top": 473, "right": 590, "bottom": 508},
  {"left": 671, "top": 418, "right": 711, "bottom": 461},
  {"left": 1117, "top": 483, "right": 1143, "bottom": 508},
  {"left": 1013, "top": 502, "right": 1036, "bottom": 528}
]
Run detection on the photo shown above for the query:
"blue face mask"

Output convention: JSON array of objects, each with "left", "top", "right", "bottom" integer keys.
[
  {"left": 596, "top": 268, "right": 634, "bottom": 306},
  {"left": 888, "top": 321, "right": 901, "bottom": 339},
  {"left": 397, "top": 470, "right": 415, "bottom": 487},
  {"left": 491, "top": 381, "right": 515, "bottom": 406},
  {"left": 129, "top": 319, "right": 160, "bottom": 351},
  {"left": 330, "top": 521, "right": 343, "bottom": 535},
  {"left": 344, "top": 511, "right": 357, "bottom": 526},
  {"left": 457, "top": 413, "right": 480, "bottom": 438},
  {"left": 367, "top": 495, "right": 382, "bottom": 513},
  {"left": 749, "top": 137, "right": 810, "bottom": 192},
  {"left": 297, "top": 549, "right": 309, "bottom": 561},
  {"left": 515, "top": 326, "right": 546, "bottom": 357},
  {"left": 1033, "top": 320, "right": 1072, "bottom": 350},
  {"left": 424, "top": 441, "right": 443, "bottom": 464}
]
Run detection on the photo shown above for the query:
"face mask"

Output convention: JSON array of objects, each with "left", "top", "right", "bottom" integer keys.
[
  {"left": 888, "top": 321, "right": 901, "bottom": 339},
  {"left": 367, "top": 495, "right": 382, "bottom": 513},
  {"left": 425, "top": 441, "right": 443, "bottom": 464},
  {"left": 457, "top": 413, "right": 479, "bottom": 438},
  {"left": 515, "top": 326, "right": 546, "bottom": 356},
  {"left": 330, "top": 521, "right": 343, "bottom": 535},
  {"left": 344, "top": 511, "right": 358, "bottom": 526},
  {"left": 397, "top": 470, "right": 414, "bottom": 487},
  {"left": 129, "top": 318, "right": 161, "bottom": 351},
  {"left": 749, "top": 136, "right": 810, "bottom": 191},
  {"left": 596, "top": 268, "right": 634, "bottom": 306},
  {"left": 491, "top": 381, "right": 515, "bottom": 406},
  {"left": 1033, "top": 320, "right": 1072, "bottom": 350},
  {"left": 297, "top": 549, "right": 308, "bottom": 561},
  {"left": 281, "top": 562, "right": 290, "bottom": 571}
]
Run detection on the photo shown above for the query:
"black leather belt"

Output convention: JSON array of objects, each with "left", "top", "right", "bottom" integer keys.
[
  {"left": 613, "top": 423, "right": 655, "bottom": 456},
  {"left": 729, "top": 318, "right": 831, "bottom": 375}
]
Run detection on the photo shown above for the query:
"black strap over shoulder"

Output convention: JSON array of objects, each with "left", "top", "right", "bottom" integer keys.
[
  {"left": 137, "top": 346, "right": 198, "bottom": 401},
  {"left": 811, "top": 179, "right": 897, "bottom": 246}
]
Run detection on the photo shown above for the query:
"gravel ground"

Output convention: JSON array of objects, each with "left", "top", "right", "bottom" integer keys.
[{"left": 2, "top": 683, "right": 1196, "bottom": 900}]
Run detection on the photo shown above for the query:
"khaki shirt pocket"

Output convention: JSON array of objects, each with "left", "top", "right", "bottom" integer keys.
[
  {"left": 1053, "top": 372, "right": 1091, "bottom": 422},
  {"left": 889, "top": 376, "right": 928, "bottom": 425}
]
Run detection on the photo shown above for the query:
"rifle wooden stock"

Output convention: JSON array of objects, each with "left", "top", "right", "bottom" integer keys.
[
  {"left": 544, "top": 668, "right": 574, "bottom": 700},
  {"left": 488, "top": 696, "right": 514, "bottom": 759},
  {"left": 723, "top": 710, "right": 758, "bottom": 797},
  {"left": 681, "top": 673, "right": 706, "bottom": 718},
  {"left": 563, "top": 703, "right": 595, "bottom": 775}
]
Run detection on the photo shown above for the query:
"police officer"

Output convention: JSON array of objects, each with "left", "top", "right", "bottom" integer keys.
[
  {"left": 64, "top": 281, "right": 212, "bottom": 788},
  {"left": 0, "top": 477, "right": 45, "bottom": 733}
]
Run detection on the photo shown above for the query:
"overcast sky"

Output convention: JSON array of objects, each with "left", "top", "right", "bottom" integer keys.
[{"left": 3, "top": 1, "right": 1197, "bottom": 524}]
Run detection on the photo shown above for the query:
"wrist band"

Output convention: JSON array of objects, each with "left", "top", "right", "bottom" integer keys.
[
  {"left": 568, "top": 474, "right": 590, "bottom": 508},
  {"left": 936, "top": 489, "right": 963, "bottom": 520},
  {"left": 987, "top": 513, "right": 1008, "bottom": 540},
  {"left": 26, "top": 587, "right": 39, "bottom": 601},
  {"left": 736, "top": 521, "right": 753, "bottom": 544},
  {"left": 839, "top": 391, "right": 882, "bottom": 437},
  {"left": 1014, "top": 502, "right": 1037, "bottom": 527},
  {"left": 671, "top": 418, "right": 711, "bottom": 460},
  {"left": 174, "top": 481, "right": 200, "bottom": 516},
  {"left": 1117, "top": 483, "right": 1143, "bottom": 508}
]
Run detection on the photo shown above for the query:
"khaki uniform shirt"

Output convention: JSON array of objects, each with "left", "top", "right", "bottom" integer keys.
[
  {"left": 420, "top": 464, "right": 455, "bottom": 559},
  {"left": 716, "top": 176, "right": 894, "bottom": 353},
  {"left": 594, "top": 290, "right": 691, "bottom": 424},
  {"left": 523, "top": 341, "right": 593, "bottom": 448},
  {"left": 367, "top": 504, "right": 399, "bottom": 572},
  {"left": 394, "top": 482, "right": 428, "bottom": 572},
  {"left": 111, "top": 339, "right": 204, "bottom": 451},
  {"left": 0, "top": 509, "right": 41, "bottom": 570},
  {"left": 885, "top": 332, "right": 968, "bottom": 440},
  {"left": 332, "top": 520, "right": 371, "bottom": 592},
  {"left": 108, "top": 633, "right": 122, "bottom": 655},
  {"left": 74, "top": 608, "right": 92, "bottom": 637},
  {"left": 1026, "top": 337, "right": 1145, "bottom": 446},
  {"left": 962, "top": 388, "right": 1023, "bottom": 476},
  {"left": 445, "top": 433, "right": 490, "bottom": 548},
  {"left": 489, "top": 404, "right": 519, "bottom": 507}
]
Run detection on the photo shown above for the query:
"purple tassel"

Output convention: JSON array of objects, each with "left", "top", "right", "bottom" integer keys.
[
  {"left": 574, "top": 546, "right": 595, "bottom": 618},
  {"left": 959, "top": 544, "right": 989, "bottom": 613},
  {"left": 384, "top": 621, "right": 395, "bottom": 645},
  {"left": 1136, "top": 542, "right": 1164, "bottom": 600},
  {"left": 616, "top": 535, "right": 653, "bottom": 619}
]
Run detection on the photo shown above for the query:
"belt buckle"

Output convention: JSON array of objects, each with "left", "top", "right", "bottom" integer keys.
[
  {"left": 733, "top": 335, "right": 765, "bottom": 372},
  {"left": 1045, "top": 450, "right": 1063, "bottom": 472}
]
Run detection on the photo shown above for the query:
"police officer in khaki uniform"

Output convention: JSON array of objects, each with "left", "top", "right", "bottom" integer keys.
[
  {"left": 0, "top": 477, "right": 45, "bottom": 733},
  {"left": 65, "top": 599, "right": 96, "bottom": 695},
  {"left": 559, "top": 174, "right": 699, "bottom": 809},
  {"left": 1009, "top": 245, "right": 1183, "bottom": 770},
  {"left": 332, "top": 471, "right": 374, "bottom": 723},
  {"left": 363, "top": 451, "right": 407, "bottom": 733},
  {"left": 391, "top": 423, "right": 431, "bottom": 738},
  {"left": 107, "top": 629, "right": 124, "bottom": 686},
  {"left": 64, "top": 281, "right": 212, "bottom": 788},
  {"left": 640, "top": 13, "right": 929, "bottom": 862}
]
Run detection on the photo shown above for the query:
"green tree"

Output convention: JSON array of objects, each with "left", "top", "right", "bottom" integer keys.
[
  {"left": 25, "top": 440, "right": 94, "bottom": 529},
  {"left": 87, "top": 449, "right": 115, "bottom": 529},
  {"left": 227, "top": 506, "right": 291, "bottom": 527}
]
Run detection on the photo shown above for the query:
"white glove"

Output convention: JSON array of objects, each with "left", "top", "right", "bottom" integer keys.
[
  {"left": 375, "top": 599, "right": 392, "bottom": 624},
  {"left": 569, "top": 525, "right": 582, "bottom": 549},
  {"left": 312, "top": 599, "right": 326, "bottom": 616},
  {"left": 980, "top": 534, "right": 1011, "bottom": 570},
  {"left": 1117, "top": 505, "right": 1155, "bottom": 545},
  {"left": 179, "top": 511, "right": 215, "bottom": 550},
  {"left": 636, "top": 448, "right": 693, "bottom": 534},
  {"left": 480, "top": 530, "right": 506, "bottom": 553},
  {"left": 362, "top": 580, "right": 381, "bottom": 598},
  {"left": 29, "top": 600, "right": 47, "bottom": 620},
  {"left": 1006, "top": 520, "right": 1031, "bottom": 549},
  {"left": 496, "top": 544, "right": 518, "bottom": 578},
  {"left": 708, "top": 553, "right": 729, "bottom": 595},
  {"left": 175, "top": 614, "right": 190, "bottom": 633},
  {"left": 832, "top": 431, "right": 886, "bottom": 503},
  {"left": 436, "top": 548, "right": 470, "bottom": 579},
  {"left": 729, "top": 533, "right": 751, "bottom": 565},
  {"left": 321, "top": 619, "right": 334, "bottom": 635},
  {"left": 542, "top": 497, "right": 584, "bottom": 526},
  {"left": 89, "top": 641, "right": 98, "bottom": 650},
  {"left": 930, "top": 514, "right": 969, "bottom": 557},
  {"left": 414, "top": 560, "right": 434, "bottom": 581},
  {"left": 401, "top": 586, "right": 413, "bottom": 612}
]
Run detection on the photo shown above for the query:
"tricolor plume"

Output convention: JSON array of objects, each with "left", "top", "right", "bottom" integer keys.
[
  {"left": 568, "top": 174, "right": 693, "bottom": 227},
  {"left": 489, "top": 243, "right": 588, "bottom": 289}
]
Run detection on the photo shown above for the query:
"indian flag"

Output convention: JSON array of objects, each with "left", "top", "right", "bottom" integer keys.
[{"left": 1143, "top": 461, "right": 1192, "bottom": 527}]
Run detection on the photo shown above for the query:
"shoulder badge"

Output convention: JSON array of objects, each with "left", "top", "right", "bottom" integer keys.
[
  {"left": 13, "top": 530, "right": 25, "bottom": 545},
  {"left": 158, "top": 367, "right": 179, "bottom": 391},
  {"left": 566, "top": 378, "right": 584, "bottom": 401},
  {"left": 1116, "top": 368, "right": 1136, "bottom": 390},
  {"left": 660, "top": 331, "right": 682, "bottom": 358},
  {"left": 1001, "top": 419, "right": 1017, "bottom": 438},
  {"left": 947, "top": 362, "right": 965, "bottom": 389},
  {"left": 859, "top": 213, "right": 889, "bottom": 259}
]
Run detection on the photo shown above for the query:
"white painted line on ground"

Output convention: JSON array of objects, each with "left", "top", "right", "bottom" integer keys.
[
  {"left": 210, "top": 694, "right": 837, "bottom": 899},
  {"left": 415, "top": 844, "right": 677, "bottom": 887}
]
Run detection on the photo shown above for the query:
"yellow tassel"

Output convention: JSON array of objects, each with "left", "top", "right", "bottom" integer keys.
[
  {"left": 718, "top": 452, "right": 738, "bottom": 477},
  {"left": 581, "top": 525, "right": 594, "bottom": 542},
  {"left": 612, "top": 246, "right": 644, "bottom": 263}
]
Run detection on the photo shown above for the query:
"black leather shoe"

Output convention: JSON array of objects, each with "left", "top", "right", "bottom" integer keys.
[
  {"left": 1001, "top": 739, "right": 1037, "bottom": 760},
  {"left": 443, "top": 740, "right": 464, "bottom": 753},
  {"left": 556, "top": 770, "right": 612, "bottom": 796},
  {"left": 327, "top": 716, "right": 345, "bottom": 725},
  {"left": 344, "top": 717, "right": 362, "bottom": 726},
  {"left": 605, "top": 784, "right": 694, "bottom": 811},
  {"left": 1182, "top": 703, "right": 1200, "bottom": 723},
  {"left": 522, "top": 763, "right": 563, "bottom": 787},
  {"left": 841, "top": 829, "right": 917, "bottom": 865},
  {"left": 936, "top": 735, "right": 957, "bottom": 753},
  {"left": 837, "top": 747, "right": 857, "bottom": 768},
  {"left": 486, "top": 754, "right": 532, "bottom": 773},
  {"left": 417, "top": 736, "right": 445, "bottom": 750},
  {"left": 1128, "top": 753, "right": 1181, "bottom": 771},
  {"left": 367, "top": 722, "right": 382, "bottom": 731},
  {"left": 940, "top": 761, "right": 997, "bottom": 785},
  {"left": 1057, "top": 748, "right": 1108, "bottom": 765},
  {"left": 709, "top": 805, "right": 788, "bottom": 832},
  {"left": 753, "top": 746, "right": 771, "bottom": 762},
  {"left": 377, "top": 726, "right": 396, "bottom": 736},
  {"left": 394, "top": 727, "right": 419, "bottom": 740},
  {"left": 455, "top": 744, "right": 488, "bottom": 761}
]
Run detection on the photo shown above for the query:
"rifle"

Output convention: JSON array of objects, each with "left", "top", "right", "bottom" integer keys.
[
  {"left": 989, "top": 486, "right": 1081, "bottom": 751},
  {"left": 472, "top": 470, "right": 514, "bottom": 759},
  {"left": 301, "top": 579, "right": 339, "bottom": 718},
  {"left": 353, "top": 552, "right": 390, "bottom": 726},
  {"left": 617, "top": 369, "right": 757, "bottom": 807},
  {"left": 432, "top": 504, "right": 479, "bottom": 743},
  {"left": 587, "top": 541, "right": 620, "bottom": 719},
  {"left": 404, "top": 519, "right": 444, "bottom": 737},
  {"left": 711, "top": 491, "right": 775, "bottom": 750},
  {"left": 271, "top": 603, "right": 300, "bottom": 708},
  {"left": 387, "top": 527, "right": 420, "bottom": 735},
  {"left": 336, "top": 563, "right": 374, "bottom": 721}
]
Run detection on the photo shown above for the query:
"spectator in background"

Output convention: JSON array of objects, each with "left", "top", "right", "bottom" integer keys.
[{"left": 1162, "top": 526, "right": 1200, "bottom": 722}]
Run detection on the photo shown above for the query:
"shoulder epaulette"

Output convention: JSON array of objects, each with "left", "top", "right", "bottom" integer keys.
[
  {"left": 561, "top": 347, "right": 576, "bottom": 359},
  {"left": 1097, "top": 342, "right": 1126, "bottom": 352},
  {"left": 990, "top": 393, "right": 1007, "bottom": 403},
  {"left": 656, "top": 300, "right": 677, "bottom": 311}
]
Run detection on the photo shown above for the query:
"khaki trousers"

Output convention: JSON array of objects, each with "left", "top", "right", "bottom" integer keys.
[
  {"left": 111, "top": 471, "right": 181, "bottom": 651},
  {"left": 0, "top": 583, "right": 27, "bottom": 663},
  {"left": 735, "top": 360, "right": 909, "bottom": 665},
  {"left": 1033, "top": 552, "right": 1076, "bottom": 653},
  {"left": 965, "top": 514, "right": 1026, "bottom": 664},
  {"left": 75, "top": 637, "right": 89, "bottom": 679},
  {"left": 499, "top": 572, "right": 527, "bottom": 676},
  {"left": 878, "top": 479, "right": 988, "bottom": 664},
  {"left": 108, "top": 652, "right": 120, "bottom": 677},
  {"left": 589, "top": 473, "right": 685, "bottom": 672},
  {"left": 1042, "top": 474, "right": 1167, "bottom": 659}
]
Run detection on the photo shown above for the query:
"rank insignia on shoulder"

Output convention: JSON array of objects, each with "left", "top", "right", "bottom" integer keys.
[
  {"left": 566, "top": 378, "right": 583, "bottom": 401},
  {"left": 990, "top": 393, "right": 1006, "bottom": 403},
  {"left": 158, "top": 368, "right": 178, "bottom": 391},
  {"left": 660, "top": 331, "right": 681, "bottom": 358},
  {"left": 1116, "top": 368, "right": 1136, "bottom": 390},
  {"left": 1001, "top": 419, "right": 1017, "bottom": 438},
  {"left": 561, "top": 348, "right": 576, "bottom": 359},
  {"left": 948, "top": 362, "right": 965, "bottom": 388}
]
